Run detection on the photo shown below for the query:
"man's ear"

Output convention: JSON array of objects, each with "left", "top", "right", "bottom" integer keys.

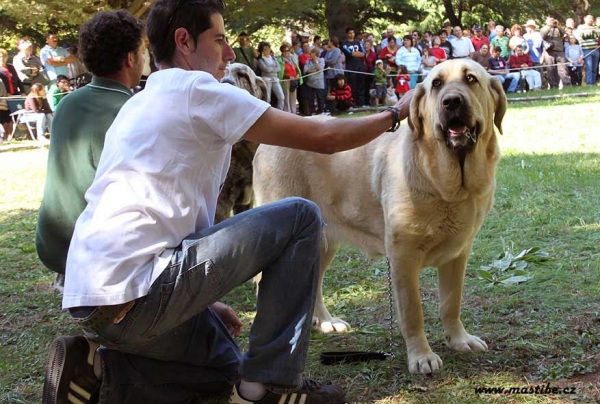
[{"left": 174, "top": 27, "right": 194, "bottom": 54}]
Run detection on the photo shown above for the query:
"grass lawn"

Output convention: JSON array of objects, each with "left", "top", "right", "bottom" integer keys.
[{"left": 1, "top": 90, "right": 599, "bottom": 403}]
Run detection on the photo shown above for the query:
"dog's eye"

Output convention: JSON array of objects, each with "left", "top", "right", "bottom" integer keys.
[
  {"left": 466, "top": 74, "right": 478, "bottom": 84},
  {"left": 432, "top": 79, "right": 442, "bottom": 88}
]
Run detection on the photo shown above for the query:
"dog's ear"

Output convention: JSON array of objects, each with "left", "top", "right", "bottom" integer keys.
[
  {"left": 408, "top": 83, "right": 426, "bottom": 140},
  {"left": 489, "top": 76, "right": 507, "bottom": 135},
  {"left": 255, "top": 77, "right": 269, "bottom": 103}
]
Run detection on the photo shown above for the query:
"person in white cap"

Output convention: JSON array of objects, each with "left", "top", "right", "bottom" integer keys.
[{"left": 523, "top": 19, "right": 545, "bottom": 83}]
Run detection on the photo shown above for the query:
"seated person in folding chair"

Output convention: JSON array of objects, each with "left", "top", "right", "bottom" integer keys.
[{"left": 24, "top": 83, "right": 53, "bottom": 142}]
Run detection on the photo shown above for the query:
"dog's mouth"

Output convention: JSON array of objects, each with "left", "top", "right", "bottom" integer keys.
[{"left": 441, "top": 118, "right": 479, "bottom": 149}]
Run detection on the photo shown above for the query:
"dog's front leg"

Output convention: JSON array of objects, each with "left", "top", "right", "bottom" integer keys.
[
  {"left": 438, "top": 253, "right": 488, "bottom": 353},
  {"left": 388, "top": 248, "right": 443, "bottom": 374}
]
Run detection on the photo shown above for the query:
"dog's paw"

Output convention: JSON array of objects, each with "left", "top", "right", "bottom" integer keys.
[
  {"left": 445, "top": 332, "right": 488, "bottom": 352},
  {"left": 408, "top": 351, "right": 443, "bottom": 374},
  {"left": 312, "top": 316, "right": 351, "bottom": 333}
]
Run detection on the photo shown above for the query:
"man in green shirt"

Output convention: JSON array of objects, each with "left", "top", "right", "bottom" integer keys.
[
  {"left": 47, "top": 74, "right": 71, "bottom": 111},
  {"left": 36, "top": 10, "right": 145, "bottom": 287}
]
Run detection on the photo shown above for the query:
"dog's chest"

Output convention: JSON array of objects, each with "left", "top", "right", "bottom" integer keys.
[{"left": 401, "top": 199, "right": 487, "bottom": 263}]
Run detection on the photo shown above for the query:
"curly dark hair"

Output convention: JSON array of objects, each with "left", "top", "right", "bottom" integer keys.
[
  {"left": 78, "top": 10, "right": 145, "bottom": 77},
  {"left": 147, "top": 0, "right": 226, "bottom": 65}
]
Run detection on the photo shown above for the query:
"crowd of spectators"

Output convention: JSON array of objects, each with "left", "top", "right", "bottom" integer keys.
[
  {"left": 0, "top": 30, "right": 154, "bottom": 144},
  {"left": 231, "top": 14, "right": 599, "bottom": 114},
  {"left": 1, "top": 14, "right": 599, "bottom": 143}
]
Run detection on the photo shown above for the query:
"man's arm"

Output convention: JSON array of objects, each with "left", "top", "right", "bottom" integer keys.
[{"left": 244, "top": 92, "right": 412, "bottom": 154}]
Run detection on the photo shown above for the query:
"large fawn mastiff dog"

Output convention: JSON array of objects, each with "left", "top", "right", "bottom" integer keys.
[{"left": 253, "top": 59, "right": 507, "bottom": 374}]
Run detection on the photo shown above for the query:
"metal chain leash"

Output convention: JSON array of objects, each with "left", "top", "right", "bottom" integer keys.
[{"left": 384, "top": 256, "right": 399, "bottom": 358}]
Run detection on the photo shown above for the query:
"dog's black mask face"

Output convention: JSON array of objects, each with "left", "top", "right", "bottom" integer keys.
[{"left": 439, "top": 92, "right": 479, "bottom": 150}]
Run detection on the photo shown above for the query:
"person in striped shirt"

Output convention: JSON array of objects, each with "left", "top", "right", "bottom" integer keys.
[{"left": 575, "top": 14, "right": 600, "bottom": 85}]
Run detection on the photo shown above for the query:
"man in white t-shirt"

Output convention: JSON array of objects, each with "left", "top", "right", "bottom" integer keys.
[
  {"left": 449, "top": 25, "right": 475, "bottom": 58},
  {"left": 42, "top": 1, "right": 412, "bottom": 403}
]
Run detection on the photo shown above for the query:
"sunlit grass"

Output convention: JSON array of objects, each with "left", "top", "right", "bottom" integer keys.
[{"left": 1, "top": 94, "right": 599, "bottom": 403}]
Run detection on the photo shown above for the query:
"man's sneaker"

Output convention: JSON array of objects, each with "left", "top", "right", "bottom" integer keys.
[
  {"left": 229, "top": 379, "right": 346, "bottom": 403},
  {"left": 43, "top": 336, "right": 100, "bottom": 404}
]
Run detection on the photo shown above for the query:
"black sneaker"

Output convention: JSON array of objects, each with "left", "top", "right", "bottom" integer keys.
[
  {"left": 42, "top": 336, "right": 100, "bottom": 404},
  {"left": 229, "top": 379, "right": 346, "bottom": 403}
]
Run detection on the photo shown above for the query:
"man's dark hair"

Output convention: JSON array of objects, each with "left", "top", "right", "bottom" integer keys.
[
  {"left": 334, "top": 73, "right": 346, "bottom": 81},
  {"left": 403, "top": 34, "right": 413, "bottom": 42},
  {"left": 314, "top": 35, "right": 321, "bottom": 41},
  {"left": 493, "top": 46, "right": 502, "bottom": 53},
  {"left": 78, "top": 10, "right": 145, "bottom": 77},
  {"left": 56, "top": 74, "right": 69, "bottom": 82},
  {"left": 147, "top": 0, "right": 226, "bottom": 64},
  {"left": 46, "top": 31, "right": 57, "bottom": 39},
  {"left": 345, "top": 27, "right": 355, "bottom": 34}
]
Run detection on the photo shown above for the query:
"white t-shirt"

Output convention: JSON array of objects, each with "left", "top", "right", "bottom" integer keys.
[
  {"left": 63, "top": 68, "right": 270, "bottom": 309},
  {"left": 449, "top": 37, "right": 475, "bottom": 58}
]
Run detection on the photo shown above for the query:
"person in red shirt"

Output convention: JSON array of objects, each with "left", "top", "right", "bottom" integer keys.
[
  {"left": 396, "top": 64, "right": 411, "bottom": 95},
  {"left": 508, "top": 44, "right": 541, "bottom": 90},
  {"left": 363, "top": 38, "right": 378, "bottom": 105},
  {"left": 429, "top": 35, "right": 447, "bottom": 64},
  {"left": 326, "top": 73, "right": 353, "bottom": 112},
  {"left": 470, "top": 25, "right": 490, "bottom": 51},
  {"left": 379, "top": 37, "right": 399, "bottom": 88}
]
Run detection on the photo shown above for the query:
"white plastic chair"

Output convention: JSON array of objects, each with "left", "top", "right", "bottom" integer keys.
[{"left": 8, "top": 98, "right": 37, "bottom": 140}]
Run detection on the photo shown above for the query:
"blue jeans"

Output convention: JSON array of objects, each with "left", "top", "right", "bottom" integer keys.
[
  {"left": 76, "top": 198, "right": 322, "bottom": 403},
  {"left": 583, "top": 48, "right": 599, "bottom": 85},
  {"left": 496, "top": 72, "right": 520, "bottom": 92}
]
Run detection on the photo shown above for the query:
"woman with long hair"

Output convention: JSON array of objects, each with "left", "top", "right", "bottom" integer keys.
[
  {"left": 257, "top": 41, "right": 285, "bottom": 110},
  {"left": 24, "top": 83, "right": 53, "bottom": 142}
]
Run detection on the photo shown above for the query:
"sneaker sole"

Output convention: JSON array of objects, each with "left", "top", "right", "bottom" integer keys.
[
  {"left": 43, "top": 336, "right": 68, "bottom": 404},
  {"left": 43, "top": 336, "right": 94, "bottom": 404}
]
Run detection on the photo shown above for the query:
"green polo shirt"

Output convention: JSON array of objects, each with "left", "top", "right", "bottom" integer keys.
[
  {"left": 48, "top": 83, "right": 69, "bottom": 111},
  {"left": 36, "top": 76, "right": 133, "bottom": 274}
]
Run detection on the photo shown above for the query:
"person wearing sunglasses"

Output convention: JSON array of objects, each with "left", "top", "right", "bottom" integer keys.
[{"left": 43, "top": 1, "right": 413, "bottom": 403}]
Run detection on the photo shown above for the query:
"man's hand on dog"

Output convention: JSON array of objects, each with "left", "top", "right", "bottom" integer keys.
[{"left": 394, "top": 89, "right": 414, "bottom": 122}]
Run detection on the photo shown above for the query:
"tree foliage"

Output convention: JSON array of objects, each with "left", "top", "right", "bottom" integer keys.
[{"left": 1, "top": 0, "right": 598, "bottom": 52}]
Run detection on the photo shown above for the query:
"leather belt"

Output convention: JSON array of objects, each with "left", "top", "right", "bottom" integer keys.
[{"left": 72, "top": 301, "right": 136, "bottom": 333}]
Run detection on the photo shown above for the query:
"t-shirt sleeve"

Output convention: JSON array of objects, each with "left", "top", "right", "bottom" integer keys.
[{"left": 189, "top": 74, "right": 270, "bottom": 145}]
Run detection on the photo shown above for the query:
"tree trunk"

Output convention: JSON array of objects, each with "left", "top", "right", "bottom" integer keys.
[
  {"left": 442, "top": 0, "right": 461, "bottom": 27},
  {"left": 325, "top": 0, "right": 360, "bottom": 40}
]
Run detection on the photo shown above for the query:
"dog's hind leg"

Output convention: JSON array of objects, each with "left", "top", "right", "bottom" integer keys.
[
  {"left": 312, "top": 241, "right": 351, "bottom": 333},
  {"left": 438, "top": 253, "right": 488, "bottom": 353}
]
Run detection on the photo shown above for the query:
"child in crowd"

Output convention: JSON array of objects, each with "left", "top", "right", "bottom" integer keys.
[
  {"left": 326, "top": 73, "right": 353, "bottom": 112},
  {"left": 372, "top": 59, "right": 387, "bottom": 106},
  {"left": 396, "top": 64, "right": 411, "bottom": 96},
  {"left": 565, "top": 36, "right": 583, "bottom": 86}
]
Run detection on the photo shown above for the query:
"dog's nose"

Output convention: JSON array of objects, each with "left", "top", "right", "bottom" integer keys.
[{"left": 442, "top": 94, "right": 463, "bottom": 111}]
